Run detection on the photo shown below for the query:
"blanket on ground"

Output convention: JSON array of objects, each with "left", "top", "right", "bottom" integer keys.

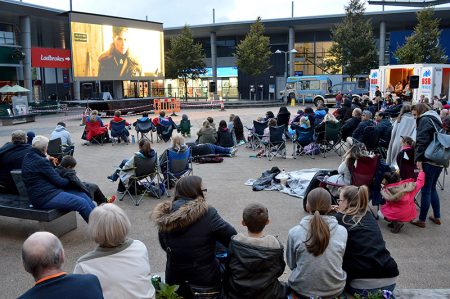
[{"left": 245, "top": 168, "right": 321, "bottom": 198}]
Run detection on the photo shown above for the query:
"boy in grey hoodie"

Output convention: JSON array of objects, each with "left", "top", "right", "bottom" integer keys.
[{"left": 286, "top": 188, "right": 347, "bottom": 298}]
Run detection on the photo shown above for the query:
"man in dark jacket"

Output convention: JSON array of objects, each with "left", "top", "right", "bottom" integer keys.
[
  {"left": 0, "top": 130, "right": 31, "bottom": 194},
  {"left": 352, "top": 110, "right": 374, "bottom": 143},
  {"left": 22, "top": 135, "right": 95, "bottom": 222},
  {"left": 227, "top": 204, "right": 287, "bottom": 299},
  {"left": 19, "top": 232, "right": 104, "bottom": 299},
  {"left": 375, "top": 111, "right": 392, "bottom": 148},
  {"left": 341, "top": 108, "right": 362, "bottom": 141}
]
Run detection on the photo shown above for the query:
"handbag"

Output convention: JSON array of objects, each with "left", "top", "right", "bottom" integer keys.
[{"left": 424, "top": 119, "right": 450, "bottom": 168}]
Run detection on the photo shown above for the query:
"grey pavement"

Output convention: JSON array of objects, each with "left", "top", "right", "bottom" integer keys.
[{"left": 0, "top": 106, "right": 449, "bottom": 298}]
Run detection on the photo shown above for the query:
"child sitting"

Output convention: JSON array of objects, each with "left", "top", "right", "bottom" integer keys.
[
  {"left": 380, "top": 168, "right": 425, "bottom": 233},
  {"left": 286, "top": 188, "right": 347, "bottom": 298},
  {"left": 177, "top": 114, "right": 191, "bottom": 137},
  {"left": 396, "top": 136, "right": 416, "bottom": 180},
  {"left": 227, "top": 203, "right": 287, "bottom": 299},
  {"left": 57, "top": 156, "right": 115, "bottom": 205}
]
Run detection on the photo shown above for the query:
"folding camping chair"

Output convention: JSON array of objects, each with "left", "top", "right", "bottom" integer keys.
[
  {"left": 362, "top": 126, "right": 386, "bottom": 158},
  {"left": 318, "top": 122, "right": 346, "bottom": 158},
  {"left": 135, "top": 118, "right": 155, "bottom": 143},
  {"left": 247, "top": 120, "right": 268, "bottom": 150},
  {"left": 156, "top": 118, "right": 175, "bottom": 142},
  {"left": 84, "top": 120, "right": 108, "bottom": 145},
  {"left": 162, "top": 148, "right": 193, "bottom": 196},
  {"left": 292, "top": 126, "right": 316, "bottom": 159},
  {"left": 47, "top": 138, "right": 73, "bottom": 162},
  {"left": 119, "top": 154, "right": 162, "bottom": 206},
  {"left": 264, "top": 126, "right": 286, "bottom": 161},
  {"left": 110, "top": 119, "right": 129, "bottom": 145}
]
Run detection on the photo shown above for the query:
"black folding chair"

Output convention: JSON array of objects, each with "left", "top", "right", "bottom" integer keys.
[
  {"left": 119, "top": 154, "right": 162, "bottom": 206},
  {"left": 47, "top": 138, "right": 73, "bottom": 161},
  {"left": 247, "top": 120, "right": 268, "bottom": 150},
  {"left": 264, "top": 126, "right": 286, "bottom": 161}
]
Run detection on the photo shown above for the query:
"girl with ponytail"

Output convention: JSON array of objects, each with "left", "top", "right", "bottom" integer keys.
[
  {"left": 286, "top": 188, "right": 347, "bottom": 298},
  {"left": 335, "top": 185, "right": 399, "bottom": 297}
]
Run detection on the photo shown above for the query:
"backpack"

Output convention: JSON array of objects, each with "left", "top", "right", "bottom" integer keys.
[
  {"left": 192, "top": 155, "right": 224, "bottom": 164},
  {"left": 302, "top": 143, "right": 320, "bottom": 155},
  {"left": 425, "top": 119, "right": 450, "bottom": 168}
]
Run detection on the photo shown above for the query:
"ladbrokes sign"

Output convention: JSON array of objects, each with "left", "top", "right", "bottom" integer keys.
[{"left": 31, "top": 48, "right": 72, "bottom": 68}]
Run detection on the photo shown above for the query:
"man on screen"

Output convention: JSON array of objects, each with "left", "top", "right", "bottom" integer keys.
[{"left": 98, "top": 26, "right": 142, "bottom": 79}]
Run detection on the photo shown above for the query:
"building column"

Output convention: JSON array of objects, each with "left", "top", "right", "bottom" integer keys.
[
  {"left": 73, "top": 81, "right": 81, "bottom": 100},
  {"left": 20, "top": 16, "right": 32, "bottom": 102},
  {"left": 379, "top": 21, "right": 386, "bottom": 66},
  {"left": 210, "top": 31, "right": 217, "bottom": 96},
  {"left": 289, "top": 26, "right": 295, "bottom": 76}
]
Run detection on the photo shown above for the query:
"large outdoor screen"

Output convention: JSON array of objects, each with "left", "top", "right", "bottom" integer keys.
[{"left": 70, "top": 13, "right": 164, "bottom": 81}]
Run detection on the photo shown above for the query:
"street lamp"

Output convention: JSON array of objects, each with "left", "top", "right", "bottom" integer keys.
[{"left": 275, "top": 48, "right": 297, "bottom": 102}]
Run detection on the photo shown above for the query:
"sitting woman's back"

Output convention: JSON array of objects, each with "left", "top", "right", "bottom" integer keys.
[
  {"left": 217, "top": 120, "right": 234, "bottom": 147},
  {"left": 287, "top": 188, "right": 347, "bottom": 298},
  {"left": 74, "top": 204, "right": 155, "bottom": 299}
]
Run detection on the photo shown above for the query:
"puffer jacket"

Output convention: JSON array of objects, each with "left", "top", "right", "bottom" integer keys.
[
  {"left": 22, "top": 148, "right": 70, "bottom": 207},
  {"left": 227, "top": 236, "right": 287, "bottom": 299},
  {"left": 197, "top": 127, "right": 217, "bottom": 144},
  {"left": 380, "top": 171, "right": 425, "bottom": 222},
  {"left": 415, "top": 110, "right": 443, "bottom": 165},
  {"left": 152, "top": 198, "right": 236, "bottom": 296}
]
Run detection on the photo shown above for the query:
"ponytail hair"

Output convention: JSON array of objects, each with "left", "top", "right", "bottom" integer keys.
[
  {"left": 305, "top": 188, "right": 331, "bottom": 256},
  {"left": 340, "top": 185, "right": 369, "bottom": 226}
]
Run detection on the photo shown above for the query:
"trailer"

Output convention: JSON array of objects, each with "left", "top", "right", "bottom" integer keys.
[{"left": 370, "top": 64, "right": 450, "bottom": 102}]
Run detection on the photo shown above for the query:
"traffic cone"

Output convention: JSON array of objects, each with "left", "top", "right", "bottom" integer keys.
[{"left": 290, "top": 98, "right": 296, "bottom": 107}]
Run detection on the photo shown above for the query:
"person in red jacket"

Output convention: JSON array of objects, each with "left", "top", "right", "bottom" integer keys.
[{"left": 380, "top": 169, "right": 425, "bottom": 233}]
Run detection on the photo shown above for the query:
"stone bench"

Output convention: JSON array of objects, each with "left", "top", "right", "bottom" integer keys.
[{"left": 0, "top": 114, "right": 35, "bottom": 126}]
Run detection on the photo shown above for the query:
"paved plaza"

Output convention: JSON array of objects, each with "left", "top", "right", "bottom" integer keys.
[{"left": 0, "top": 106, "right": 449, "bottom": 298}]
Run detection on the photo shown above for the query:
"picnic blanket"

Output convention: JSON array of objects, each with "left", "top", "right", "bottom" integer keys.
[{"left": 245, "top": 168, "right": 321, "bottom": 198}]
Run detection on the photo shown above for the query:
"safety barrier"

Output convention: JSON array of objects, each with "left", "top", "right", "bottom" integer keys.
[{"left": 154, "top": 98, "right": 180, "bottom": 115}]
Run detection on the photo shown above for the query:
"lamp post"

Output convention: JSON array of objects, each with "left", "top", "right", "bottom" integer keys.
[{"left": 275, "top": 48, "right": 298, "bottom": 102}]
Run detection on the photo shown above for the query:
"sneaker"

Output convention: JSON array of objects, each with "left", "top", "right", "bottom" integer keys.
[
  {"left": 107, "top": 176, "right": 114, "bottom": 182},
  {"left": 107, "top": 195, "right": 116, "bottom": 203},
  {"left": 238, "top": 140, "right": 246, "bottom": 146},
  {"left": 230, "top": 147, "right": 238, "bottom": 157}
]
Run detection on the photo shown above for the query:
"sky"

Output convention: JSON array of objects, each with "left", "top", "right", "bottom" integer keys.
[{"left": 17, "top": 0, "right": 450, "bottom": 27}]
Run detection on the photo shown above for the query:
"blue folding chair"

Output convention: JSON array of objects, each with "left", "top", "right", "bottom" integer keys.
[
  {"left": 110, "top": 119, "right": 129, "bottom": 145},
  {"left": 163, "top": 147, "right": 193, "bottom": 196}
]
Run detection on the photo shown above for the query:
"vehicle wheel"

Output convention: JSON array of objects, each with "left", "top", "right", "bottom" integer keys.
[{"left": 314, "top": 98, "right": 324, "bottom": 107}]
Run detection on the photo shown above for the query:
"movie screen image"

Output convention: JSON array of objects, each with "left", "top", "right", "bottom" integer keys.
[{"left": 70, "top": 16, "right": 164, "bottom": 81}]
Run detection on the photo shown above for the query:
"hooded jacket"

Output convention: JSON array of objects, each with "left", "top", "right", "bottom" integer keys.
[
  {"left": 380, "top": 171, "right": 424, "bottom": 222},
  {"left": 50, "top": 125, "right": 73, "bottom": 146},
  {"left": 152, "top": 198, "right": 236, "bottom": 290},
  {"left": 217, "top": 127, "right": 234, "bottom": 147},
  {"left": 197, "top": 126, "right": 217, "bottom": 144},
  {"left": 286, "top": 215, "right": 347, "bottom": 298},
  {"left": 227, "top": 235, "right": 287, "bottom": 299},
  {"left": 415, "top": 110, "right": 443, "bottom": 165},
  {"left": 22, "top": 148, "right": 70, "bottom": 207},
  {"left": 0, "top": 141, "right": 31, "bottom": 194}
]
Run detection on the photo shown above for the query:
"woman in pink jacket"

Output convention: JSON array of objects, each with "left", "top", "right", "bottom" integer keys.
[{"left": 380, "top": 167, "right": 425, "bottom": 233}]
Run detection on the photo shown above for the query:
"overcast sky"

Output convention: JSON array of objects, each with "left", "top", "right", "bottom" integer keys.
[{"left": 18, "top": 0, "right": 448, "bottom": 27}]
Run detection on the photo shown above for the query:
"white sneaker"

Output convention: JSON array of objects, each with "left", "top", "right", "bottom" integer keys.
[{"left": 230, "top": 147, "right": 238, "bottom": 157}]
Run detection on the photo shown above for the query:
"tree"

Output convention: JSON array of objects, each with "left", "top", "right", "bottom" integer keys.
[
  {"left": 165, "top": 25, "right": 206, "bottom": 101},
  {"left": 395, "top": 7, "right": 447, "bottom": 64},
  {"left": 322, "top": 0, "right": 378, "bottom": 76},
  {"left": 234, "top": 17, "right": 271, "bottom": 79}
]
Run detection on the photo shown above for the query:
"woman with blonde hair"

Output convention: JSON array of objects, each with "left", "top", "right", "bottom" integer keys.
[
  {"left": 74, "top": 204, "right": 155, "bottom": 299},
  {"left": 334, "top": 186, "right": 399, "bottom": 297},
  {"left": 159, "top": 134, "right": 190, "bottom": 182},
  {"left": 287, "top": 187, "right": 347, "bottom": 298}
]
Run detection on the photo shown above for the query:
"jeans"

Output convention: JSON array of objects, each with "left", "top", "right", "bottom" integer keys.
[
  {"left": 346, "top": 283, "right": 396, "bottom": 298},
  {"left": 207, "top": 144, "right": 231, "bottom": 155},
  {"left": 41, "top": 190, "right": 95, "bottom": 222},
  {"left": 110, "top": 159, "right": 128, "bottom": 181},
  {"left": 419, "top": 163, "right": 443, "bottom": 221}
]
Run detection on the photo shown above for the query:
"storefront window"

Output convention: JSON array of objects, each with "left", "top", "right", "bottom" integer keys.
[
  {"left": 0, "top": 24, "right": 15, "bottom": 45},
  {"left": 294, "top": 41, "right": 337, "bottom": 75}
]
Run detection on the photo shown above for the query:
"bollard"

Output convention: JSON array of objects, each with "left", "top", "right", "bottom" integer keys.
[{"left": 131, "top": 135, "right": 135, "bottom": 144}]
